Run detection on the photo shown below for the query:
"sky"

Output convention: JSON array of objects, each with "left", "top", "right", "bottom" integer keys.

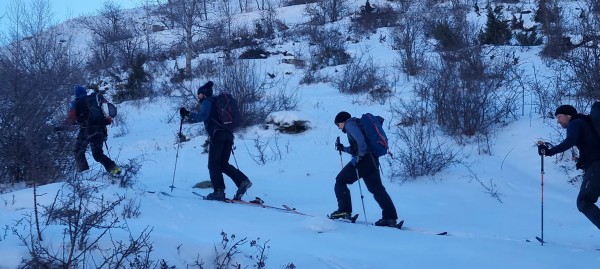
[{"left": 1, "top": 1, "right": 600, "bottom": 268}]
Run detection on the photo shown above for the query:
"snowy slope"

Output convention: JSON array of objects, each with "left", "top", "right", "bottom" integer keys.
[{"left": 2, "top": 0, "right": 600, "bottom": 268}]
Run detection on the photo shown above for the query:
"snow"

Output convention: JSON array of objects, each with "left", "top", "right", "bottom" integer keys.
[{"left": 2, "top": 0, "right": 600, "bottom": 268}]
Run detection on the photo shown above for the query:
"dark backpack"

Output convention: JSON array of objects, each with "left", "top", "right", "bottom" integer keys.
[
  {"left": 589, "top": 102, "right": 600, "bottom": 138},
  {"left": 359, "top": 113, "right": 389, "bottom": 157},
  {"left": 77, "top": 92, "right": 115, "bottom": 126},
  {"left": 210, "top": 93, "right": 240, "bottom": 132}
]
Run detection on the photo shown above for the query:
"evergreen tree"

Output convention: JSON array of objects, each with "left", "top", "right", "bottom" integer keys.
[{"left": 479, "top": 7, "right": 512, "bottom": 45}]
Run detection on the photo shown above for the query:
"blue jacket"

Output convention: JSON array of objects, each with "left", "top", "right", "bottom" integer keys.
[{"left": 189, "top": 98, "right": 220, "bottom": 137}]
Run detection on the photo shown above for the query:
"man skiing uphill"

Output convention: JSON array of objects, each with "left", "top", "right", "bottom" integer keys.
[
  {"left": 66, "top": 85, "right": 121, "bottom": 176},
  {"left": 538, "top": 105, "right": 600, "bottom": 230},
  {"left": 331, "top": 111, "right": 398, "bottom": 226},
  {"left": 179, "top": 81, "right": 252, "bottom": 201}
]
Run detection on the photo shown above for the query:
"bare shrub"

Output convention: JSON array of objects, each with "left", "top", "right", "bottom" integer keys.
[
  {"left": 334, "top": 52, "right": 392, "bottom": 104},
  {"left": 81, "top": 2, "right": 144, "bottom": 72},
  {"left": 423, "top": 47, "right": 520, "bottom": 142},
  {"left": 391, "top": 9, "right": 428, "bottom": 76},
  {"left": 387, "top": 99, "right": 460, "bottom": 181},
  {"left": 350, "top": 1, "right": 400, "bottom": 35},
  {"left": 0, "top": 0, "right": 84, "bottom": 185},
  {"left": 304, "top": 0, "right": 350, "bottom": 24},
  {"left": 306, "top": 27, "right": 350, "bottom": 70},
  {"left": 15, "top": 179, "right": 154, "bottom": 268},
  {"left": 216, "top": 59, "right": 299, "bottom": 128}
]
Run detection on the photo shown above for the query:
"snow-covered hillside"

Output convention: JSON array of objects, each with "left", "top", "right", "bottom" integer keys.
[{"left": 1, "top": 0, "right": 600, "bottom": 268}]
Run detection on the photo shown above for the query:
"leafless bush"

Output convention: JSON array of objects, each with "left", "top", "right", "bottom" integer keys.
[
  {"left": 334, "top": 52, "right": 392, "bottom": 104},
  {"left": 216, "top": 58, "right": 298, "bottom": 128},
  {"left": 244, "top": 132, "right": 284, "bottom": 165},
  {"left": 350, "top": 1, "right": 400, "bottom": 35},
  {"left": 214, "top": 231, "right": 289, "bottom": 269},
  {"left": 15, "top": 179, "right": 154, "bottom": 268},
  {"left": 423, "top": 47, "right": 520, "bottom": 141},
  {"left": 306, "top": 27, "right": 350, "bottom": 70},
  {"left": 387, "top": 99, "right": 460, "bottom": 181},
  {"left": 304, "top": 0, "right": 350, "bottom": 24},
  {"left": 83, "top": 2, "right": 145, "bottom": 72},
  {"left": 0, "top": 0, "right": 84, "bottom": 185},
  {"left": 391, "top": 9, "right": 428, "bottom": 76}
]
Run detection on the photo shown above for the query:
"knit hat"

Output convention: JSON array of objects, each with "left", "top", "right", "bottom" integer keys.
[
  {"left": 555, "top": 105, "right": 577, "bottom": 117},
  {"left": 74, "top": 85, "right": 87, "bottom": 98},
  {"left": 197, "top": 81, "right": 214, "bottom": 96},
  {"left": 334, "top": 111, "right": 352, "bottom": 125}
]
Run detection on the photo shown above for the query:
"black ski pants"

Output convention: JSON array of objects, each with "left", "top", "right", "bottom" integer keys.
[
  {"left": 207, "top": 130, "right": 248, "bottom": 192},
  {"left": 577, "top": 160, "right": 600, "bottom": 230},
  {"left": 74, "top": 126, "right": 116, "bottom": 172},
  {"left": 334, "top": 153, "right": 398, "bottom": 220}
]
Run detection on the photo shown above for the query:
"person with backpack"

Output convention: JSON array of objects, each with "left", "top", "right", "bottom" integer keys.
[
  {"left": 538, "top": 105, "right": 600, "bottom": 230},
  {"left": 66, "top": 85, "right": 121, "bottom": 176},
  {"left": 179, "top": 81, "right": 252, "bottom": 201},
  {"left": 331, "top": 111, "right": 398, "bottom": 226}
]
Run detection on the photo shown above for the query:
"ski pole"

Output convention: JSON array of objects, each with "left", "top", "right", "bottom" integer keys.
[
  {"left": 355, "top": 162, "right": 368, "bottom": 224},
  {"left": 170, "top": 117, "right": 185, "bottom": 192},
  {"left": 231, "top": 146, "right": 240, "bottom": 170},
  {"left": 536, "top": 149, "right": 545, "bottom": 245},
  {"left": 104, "top": 140, "right": 111, "bottom": 157},
  {"left": 336, "top": 136, "right": 343, "bottom": 168}
]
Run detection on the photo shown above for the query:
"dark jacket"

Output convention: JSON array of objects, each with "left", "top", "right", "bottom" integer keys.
[{"left": 546, "top": 114, "right": 600, "bottom": 169}]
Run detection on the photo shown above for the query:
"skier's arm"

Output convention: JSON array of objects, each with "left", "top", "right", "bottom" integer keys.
[
  {"left": 345, "top": 121, "right": 368, "bottom": 157},
  {"left": 546, "top": 120, "right": 582, "bottom": 156},
  {"left": 189, "top": 99, "right": 212, "bottom": 122}
]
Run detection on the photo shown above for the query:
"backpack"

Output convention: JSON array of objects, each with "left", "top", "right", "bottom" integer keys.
[
  {"left": 77, "top": 92, "right": 116, "bottom": 125},
  {"left": 589, "top": 102, "right": 600, "bottom": 138},
  {"left": 210, "top": 93, "right": 240, "bottom": 132},
  {"left": 359, "top": 113, "right": 389, "bottom": 157}
]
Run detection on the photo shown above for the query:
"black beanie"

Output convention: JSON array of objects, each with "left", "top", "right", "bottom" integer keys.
[
  {"left": 555, "top": 105, "right": 577, "bottom": 117},
  {"left": 197, "top": 81, "right": 214, "bottom": 96},
  {"left": 334, "top": 111, "right": 351, "bottom": 124}
]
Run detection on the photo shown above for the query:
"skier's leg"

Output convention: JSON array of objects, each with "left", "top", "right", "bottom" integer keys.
[
  {"left": 74, "top": 128, "right": 90, "bottom": 172},
  {"left": 334, "top": 162, "right": 359, "bottom": 213},
  {"left": 577, "top": 162, "right": 600, "bottom": 230},
  {"left": 89, "top": 129, "right": 116, "bottom": 172}
]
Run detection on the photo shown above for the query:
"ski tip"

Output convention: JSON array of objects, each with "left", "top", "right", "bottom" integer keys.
[
  {"left": 437, "top": 231, "right": 449, "bottom": 236},
  {"left": 350, "top": 214, "right": 359, "bottom": 223},
  {"left": 397, "top": 220, "right": 405, "bottom": 229}
]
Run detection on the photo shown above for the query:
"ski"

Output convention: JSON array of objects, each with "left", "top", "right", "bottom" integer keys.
[
  {"left": 282, "top": 204, "right": 312, "bottom": 216},
  {"left": 191, "top": 192, "right": 302, "bottom": 215},
  {"left": 350, "top": 219, "right": 448, "bottom": 235},
  {"left": 328, "top": 214, "right": 360, "bottom": 223}
]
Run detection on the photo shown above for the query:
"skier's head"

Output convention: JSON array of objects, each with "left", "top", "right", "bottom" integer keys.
[
  {"left": 74, "top": 85, "right": 87, "bottom": 98},
  {"left": 555, "top": 105, "right": 577, "bottom": 129},
  {"left": 197, "top": 81, "right": 214, "bottom": 98},
  {"left": 334, "top": 111, "right": 351, "bottom": 130}
]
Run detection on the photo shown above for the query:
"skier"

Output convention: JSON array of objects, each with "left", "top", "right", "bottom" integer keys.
[
  {"left": 66, "top": 85, "right": 121, "bottom": 175},
  {"left": 179, "top": 81, "right": 252, "bottom": 201},
  {"left": 538, "top": 105, "right": 600, "bottom": 230},
  {"left": 331, "top": 111, "right": 398, "bottom": 226}
]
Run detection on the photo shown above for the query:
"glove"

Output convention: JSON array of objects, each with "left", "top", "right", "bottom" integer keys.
[
  {"left": 335, "top": 142, "right": 345, "bottom": 152},
  {"left": 537, "top": 142, "right": 549, "bottom": 156},
  {"left": 180, "top": 107, "right": 190, "bottom": 118},
  {"left": 105, "top": 116, "right": 113, "bottom": 125}
]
